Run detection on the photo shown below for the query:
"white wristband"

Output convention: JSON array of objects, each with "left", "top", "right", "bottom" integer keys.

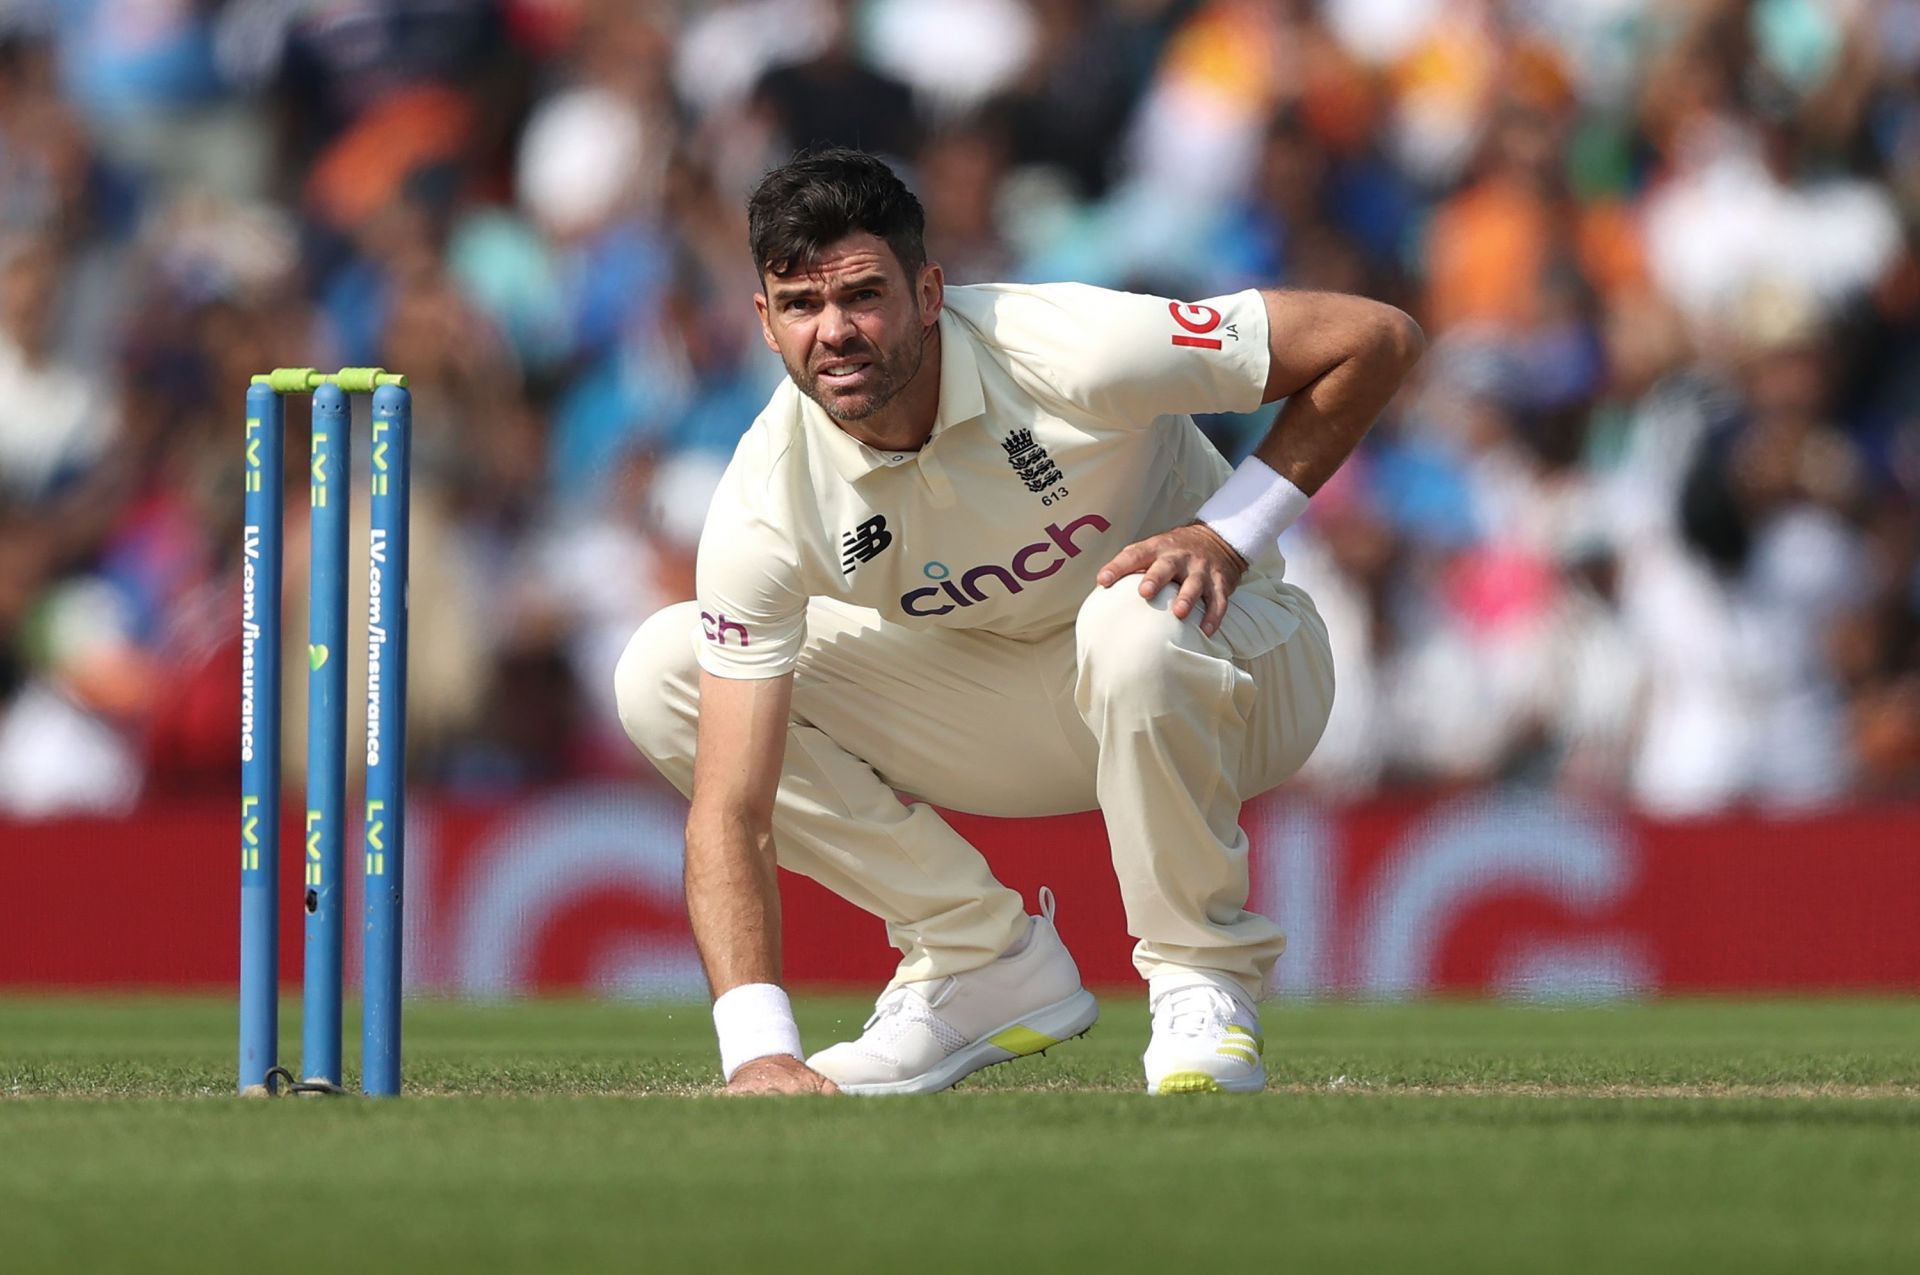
[
  {"left": 712, "top": 983, "right": 804, "bottom": 1081},
  {"left": 1195, "top": 456, "right": 1311, "bottom": 562}
]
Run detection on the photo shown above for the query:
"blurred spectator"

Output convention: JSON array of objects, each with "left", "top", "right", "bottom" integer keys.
[
  {"left": 0, "top": 0, "right": 1914, "bottom": 816},
  {"left": 867, "top": 0, "right": 1036, "bottom": 117},
  {"left": 0, "top": 576, "right": 148, "bottom": 816},
  {"left": 986, "top": 0, "right": 1160, "bottom": 200},
  {"left": 753, "top": 0, "right": 921, "bottom": 159},
  {"left": 918, "top": 121, "right": 1018, "bottom": 282},
  {"left": 0, "top": 232, "right": 117, "bottom": 506}
]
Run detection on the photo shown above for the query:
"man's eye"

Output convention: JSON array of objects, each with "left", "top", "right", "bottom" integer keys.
[
  {"left": 855, "top": 290, "right": 880, "bottom": 301},
  {"left": 784, "top": 299, "right": 814, "bottom": 313}
]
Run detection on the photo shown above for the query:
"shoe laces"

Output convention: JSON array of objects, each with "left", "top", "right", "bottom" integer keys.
[
  {"left": 863, "top": 890, "right": 1060, "bottom": 1033},
  {"left": 862, "top": 977, "right": 955, "bottom": 1032},
  {"left": 1153, "top": 984, "right": 1242, "bottom": 1038}
]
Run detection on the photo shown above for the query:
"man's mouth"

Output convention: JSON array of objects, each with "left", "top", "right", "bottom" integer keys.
[{"left": 815, "top": 358, "right": 873, "bottom": 387}]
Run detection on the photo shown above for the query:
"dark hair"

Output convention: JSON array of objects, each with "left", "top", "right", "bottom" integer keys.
[{"left": 747, "top": 147, "right": 926, "bottom": 281}]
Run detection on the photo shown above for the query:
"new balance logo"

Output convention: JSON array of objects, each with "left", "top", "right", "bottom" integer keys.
[{"left": 840, "top": 514, "right": 893, "bottom": 574}]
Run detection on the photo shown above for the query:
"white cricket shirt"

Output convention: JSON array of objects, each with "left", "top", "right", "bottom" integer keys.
[{"left": 694, "top": 283, "right": 1273, "bottom": 679}]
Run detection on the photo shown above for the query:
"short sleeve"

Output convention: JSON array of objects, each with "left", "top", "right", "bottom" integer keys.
[
  {"left": 693, "top": 459, "right": 808, "bottom": 680},
  {"left": 963, "top": 283, "right": 1271, "bottom": 424}
]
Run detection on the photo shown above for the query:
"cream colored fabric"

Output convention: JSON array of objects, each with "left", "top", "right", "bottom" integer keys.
[
  {"left": 617, "top": 572, "right": 1334, "bottom": 998},
  {"left": 693, "top": 283, "right": 1274, "bottom": 679}
]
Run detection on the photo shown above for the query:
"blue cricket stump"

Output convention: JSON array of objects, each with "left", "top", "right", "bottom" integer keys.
[
  {"left": 240, "top": 368, "right": 410, "bottom": 1098},
  {"left": 239, "top": 383, "right": 285, "bottom": 1096},
  {"left": 362, "top": 383, "right": 411, "bottom": 1097},
  {"left": 304, "top": 381, "right": 349, "bottom": 1089}
]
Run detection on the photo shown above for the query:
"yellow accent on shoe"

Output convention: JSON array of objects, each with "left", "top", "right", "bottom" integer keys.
[
  {"left": 1224, "top": 1025, "right": 1265, "bottom": 1054},
  {"left": 1155, "top": 1072, "right": 1224, "bottom": 1095},
  {"left": 1216, "top": 1044, "right": 1258, "bottom": 1064},
  {"left": 987, "top": 1025, "right": 1061, "bottom": 1056}
]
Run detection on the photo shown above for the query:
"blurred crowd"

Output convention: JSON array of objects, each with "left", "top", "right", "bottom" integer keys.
[{"left": 0, "top": 0, "right": 1916, "bottom": 818}]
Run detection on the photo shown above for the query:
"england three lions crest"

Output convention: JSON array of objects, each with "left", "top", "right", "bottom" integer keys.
[{"left": 1000, "top": 429, "right": 1069, "bottom": 506}]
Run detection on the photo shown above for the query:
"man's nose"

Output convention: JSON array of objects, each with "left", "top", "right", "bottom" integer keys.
[{"left": 817, "top": 303, "right": 855, "bottom": 345}]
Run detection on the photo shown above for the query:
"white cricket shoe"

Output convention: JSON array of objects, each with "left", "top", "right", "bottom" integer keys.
[
  {"left": 808, "top": 890, "right": 1098, "bottom": 1095},
  {"left": 1143, "top": 971, "right": 1266, "bottom": 1095}
]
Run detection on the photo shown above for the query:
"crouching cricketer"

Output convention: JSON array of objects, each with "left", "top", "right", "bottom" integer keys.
[{"left": 617, "top": 148, "right": 1422, "bottom": 1095}]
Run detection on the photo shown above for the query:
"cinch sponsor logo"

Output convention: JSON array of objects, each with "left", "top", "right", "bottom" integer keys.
[
  {"left": 901, "top": 514, "right": 1111, "bottom": 617},
  {"left": 701, "top": 611, "right": 749, "bottom": 646}
]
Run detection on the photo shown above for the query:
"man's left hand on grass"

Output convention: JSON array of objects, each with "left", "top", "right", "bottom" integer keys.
[{"left": 724, "top": 1054, "right": 841, "bottom": 1096}]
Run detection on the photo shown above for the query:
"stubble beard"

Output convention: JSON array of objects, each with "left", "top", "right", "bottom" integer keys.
[{"left": 793, "top": 325, "right": 928, "bottom": 424}]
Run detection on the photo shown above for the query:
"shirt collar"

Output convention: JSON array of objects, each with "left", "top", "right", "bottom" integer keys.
[{"left": 806, "top": 309, "right": 985, "bottom": 483}]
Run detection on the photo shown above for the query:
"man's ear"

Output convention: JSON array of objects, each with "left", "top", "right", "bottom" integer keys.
[
  {"left": 753, "top": 292, "right": 779, "bottom": 353},
  {"left": 918, "top": 262, "right": 945, "bottom": 330}
]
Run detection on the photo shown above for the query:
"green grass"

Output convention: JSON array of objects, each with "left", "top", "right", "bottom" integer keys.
[{"left": 4, "top": 996, "right": 1919, "bottom": 1272}]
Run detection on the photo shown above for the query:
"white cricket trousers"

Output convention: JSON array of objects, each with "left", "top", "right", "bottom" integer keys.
[{"left": 615, "top": 574, "right": 1334, "bottom": 999}]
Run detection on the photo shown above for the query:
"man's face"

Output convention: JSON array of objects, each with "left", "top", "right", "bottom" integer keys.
[{"left": 755, "top": 232, "right": 941, "bottom": 423}]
